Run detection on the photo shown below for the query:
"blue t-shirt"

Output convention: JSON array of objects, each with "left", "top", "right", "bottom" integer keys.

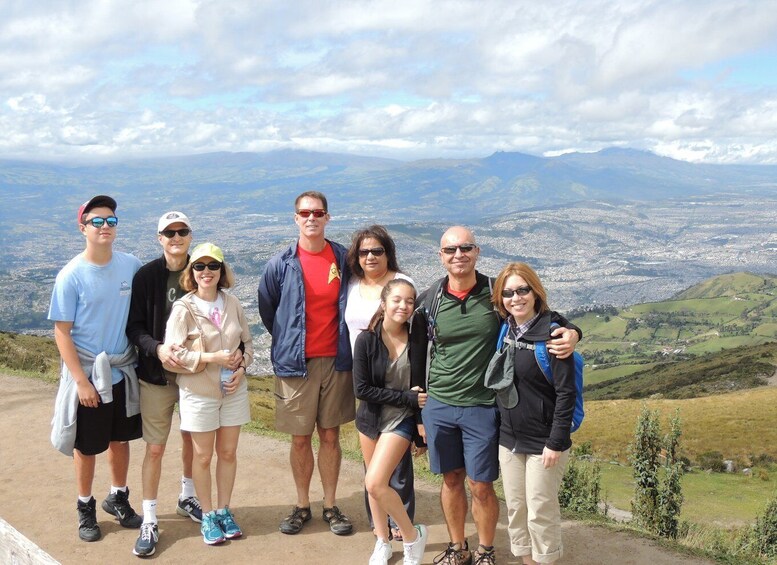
[{"left": 48, "top": 251, "right": 142, "bottom": 384}]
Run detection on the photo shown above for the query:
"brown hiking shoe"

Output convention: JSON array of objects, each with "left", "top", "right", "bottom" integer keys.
[{"left": 433, "top": 540, "right": 472, "bottom": 565}]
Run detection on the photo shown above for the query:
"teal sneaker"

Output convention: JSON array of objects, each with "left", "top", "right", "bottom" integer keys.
[
  {"left": 216, "top": 506, "right": 242, "bottom": 539},
  {"left": 201, "top": 511, "right": 225, "bottom": 545}
]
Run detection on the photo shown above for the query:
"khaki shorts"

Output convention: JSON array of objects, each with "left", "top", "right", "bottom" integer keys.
[
  {"left": 274, "top": 357, "right": 355, "bottom": 435},
  {"left": 179, "top": 380, "right": 251, "bottom": 433},
  {"left": 139, "top": 376, "right": 181, "bottom": 445}
]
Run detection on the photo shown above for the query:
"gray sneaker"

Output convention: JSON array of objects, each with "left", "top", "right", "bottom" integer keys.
[
  {"left": 77, "top": 498, "right": 101, "bottom": 542},
  {"left": 133, "top": 522, "right": 158, "bottom": 557}
]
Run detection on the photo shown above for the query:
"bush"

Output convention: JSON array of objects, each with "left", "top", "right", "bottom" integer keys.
[
  {"left": 739, "top": 495, "right": 777, "bottom": 559},
  {"left": 696, "top": 450, "right": 725, "bottom": 472},
  {"left": 559, "top": 454, "right": 601, "bottom": 515},
  {"left": 628, "top": 406, "right": 684, "bottom": 539}
]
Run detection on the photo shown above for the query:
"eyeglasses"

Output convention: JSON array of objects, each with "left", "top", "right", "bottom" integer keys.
[
  {"left": 83, "top": 216, "right": 118, "bottom": 228},
  {"left": 501, "top": 286, "right": 532, "bottom": 298},
  {"left": 192, "top": 262, "right": 222, "bottom": 272},
  {"left": 296, "top": 209, "right": 327, "bottom": 218},
  {"left": 358, "top": 247, "right": 385, "bottom": 258},
  {"left": 159, "top": 228, "right": 191, "bottom": 238},
  {"left": 440, "top": 243, "right": 477, "bottom": 255}
]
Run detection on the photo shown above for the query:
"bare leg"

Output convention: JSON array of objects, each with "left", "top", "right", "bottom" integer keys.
[
  {"left": 74, "top": 449, "right": 96, "bottom": 497},
  {"left": 469, "top": 478, "right": 499, "bottom": 547},
  {"left": 141, "top": 443, "right": 166, "bottom": 500},
  {"left": 440, "top": 467, "right": 468, "bottom": 545},
  {"left": 107, "top": 440, "right": 130, "bottom": 487},
  {"left": 189, "top": 430, "right": 216, "bottom": 513},
  {"left": 363, "top": 432, "right": 416, "bottom": 542},
  {"left": 317, "top": 425, "right": 341, "bottom": 508},
  {"left": 181, "top": 430, "right": 194, "bottom": 479},
  {"left": 290, "top": 434, "right": 314, "bottom": 508},
  {"left": 215, "top": 426, "right": 241, "bottom": 508}
]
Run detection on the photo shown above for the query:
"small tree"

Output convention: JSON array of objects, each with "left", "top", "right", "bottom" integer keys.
[
  {"left": 629, "top": 405, "right": 684, "bottom": 538},
  {"left": 559, "top": 454, "right": 601, "bottom": 515}
]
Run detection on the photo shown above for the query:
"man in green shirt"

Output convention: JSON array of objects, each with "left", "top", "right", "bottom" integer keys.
[{"left": 419, "top": 226, "right": 580, "bottom": 565}]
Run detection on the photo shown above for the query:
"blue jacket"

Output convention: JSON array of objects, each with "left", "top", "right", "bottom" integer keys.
[{"left": 257, "top": 239, "right": 352, "bottom": 377}]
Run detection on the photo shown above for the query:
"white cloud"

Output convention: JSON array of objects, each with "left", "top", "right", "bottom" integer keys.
[{"left": 0, "top": 0, "right": 776, "bottom": 163}]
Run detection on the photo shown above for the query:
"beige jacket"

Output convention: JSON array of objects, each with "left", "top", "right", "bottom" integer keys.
[{"left": 164, "top": 290, "right": 253, "bottom": 399}]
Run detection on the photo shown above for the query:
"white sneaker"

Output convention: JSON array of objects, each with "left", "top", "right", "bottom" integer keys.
[
  {"left": 403, "top": 524, "right": 428, "bottom": 565},
  {"left": 369, "top": 537, "right": 393, "bottom": 565}
]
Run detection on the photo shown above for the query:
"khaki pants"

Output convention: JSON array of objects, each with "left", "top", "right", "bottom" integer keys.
[{"left": 498, "top": 445, "right": 569, "bottom": 564}]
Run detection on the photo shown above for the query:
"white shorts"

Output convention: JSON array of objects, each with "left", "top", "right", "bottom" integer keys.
[{"left": 179, "top": 380, "right": 251, "bottom": 432}]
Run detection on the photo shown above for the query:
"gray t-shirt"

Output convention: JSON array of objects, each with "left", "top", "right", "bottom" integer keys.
[{"left": 379, "top": 345, "right": 413, "bottom": 433}]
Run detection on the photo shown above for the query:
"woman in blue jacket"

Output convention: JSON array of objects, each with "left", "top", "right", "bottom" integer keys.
[
  {"left": 353, "top": 279, "right": 429, "bottom": 565},
  {"left": 491, "top": 262, "right": 576, "bottom": 565}
]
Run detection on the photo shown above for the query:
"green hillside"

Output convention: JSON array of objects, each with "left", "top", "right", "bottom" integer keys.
[{"left": 575, "top": 271, "right": 777, "bottom": 395}]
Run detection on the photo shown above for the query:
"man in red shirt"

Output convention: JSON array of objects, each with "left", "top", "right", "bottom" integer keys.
[{"left": 258, "top": 191, "right": 354, "bottom": 536}]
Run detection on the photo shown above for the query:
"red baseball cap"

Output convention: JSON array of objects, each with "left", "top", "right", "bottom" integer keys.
[{"left": 77, "top": 195, "right": 117, "bottom": 225}]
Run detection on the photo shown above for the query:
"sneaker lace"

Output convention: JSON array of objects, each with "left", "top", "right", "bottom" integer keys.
[
  {"left": 79, "top": 505, "right": 97, "bottom": 529},
  {"left": 186, "top": 496, "right": 202, "bottom": 511},
  {"left": 433, "top": 543, "right": 466, "bottom": 565},
  {"left": 140, "top": 523, "right": 154, "bottom": 542},
  {"left": 221, "top": 509, "right": 237, "bottom": 528}
]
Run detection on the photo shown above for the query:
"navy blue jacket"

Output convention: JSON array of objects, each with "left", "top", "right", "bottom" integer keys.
[{"left": 257, "top": 239, "right": 352, "bottom": 376}]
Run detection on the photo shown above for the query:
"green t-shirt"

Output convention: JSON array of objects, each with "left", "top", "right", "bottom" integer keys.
[{"left": 428, "top": 279, "right": 500, "bottom": 406}]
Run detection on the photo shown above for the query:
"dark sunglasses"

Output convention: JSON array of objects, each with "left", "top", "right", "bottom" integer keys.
[
  {"left": 501, "top": 286, "right": 532, "bottom": 298},
  {"left": 358, "top": 247, "right": 385, "bottom": 258},
  {"left": 160, "top": 228, "right": 191, "bottom": 238},
  {"left": 83, "top": 216, "right": 118, "bottom": 228},
  {"left": 440, "top": 243, "right": 477, "bottom": 255},
  {"left": 296, "top": 209, "right": 327, "bottom": 218},
  {"left": 192, "top": 262, "right": 222, "bottom": 272}
]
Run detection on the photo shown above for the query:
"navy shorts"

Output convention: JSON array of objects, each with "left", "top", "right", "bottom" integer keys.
[
  {"left": 422, "top": 396, "right": 500, "bottom": 482},
  {"left": 74, "top": 380, "right": 142, "bottom": 456}
]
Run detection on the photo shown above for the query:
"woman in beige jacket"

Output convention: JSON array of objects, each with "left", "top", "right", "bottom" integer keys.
[{"left": 163, "top": 243, "right": 253, "bottom": 546}]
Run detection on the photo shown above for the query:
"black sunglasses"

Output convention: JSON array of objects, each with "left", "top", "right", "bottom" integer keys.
[
  {"left": 501, "top": 286, "right": 532, "bottom": 298},
  {"left": 441, "top": 243, "right": 477, "bottom": 255},
  {"left": 192, "top": 262, "right": 222, "bottom": 272},
  {"left": 358, "top": 247, "right": 385, "bottom": 258},
  {"left": 296, "top": 209, "right": 327, "bottom": 218},
  {"left": 83, "top": 216, "right": 118, "bottom": 228},
  {"left": 160, "top": 228, "right": 191, "bottom": 238}
]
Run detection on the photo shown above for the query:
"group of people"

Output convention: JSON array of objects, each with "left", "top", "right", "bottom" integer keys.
[{"left": 49, "top": 190, "right": 581, "bottom": 565}]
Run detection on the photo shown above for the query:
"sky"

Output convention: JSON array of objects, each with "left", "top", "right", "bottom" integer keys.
[{"left": 2, "top": 0, "right": 777, "bottom": 164}]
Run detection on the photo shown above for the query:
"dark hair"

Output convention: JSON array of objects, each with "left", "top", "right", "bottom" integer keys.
[
  {"left": 366, "top": 278, "right": 417, "bottom": 332},
  {"left": 347, "top": 225, "right": 401, "bottom": 279},
  {"left": 294, "top": 191, "right": 328, "bottom": 212},
  {"left": 491, "top": 262, "right": 548, "bottom": 318},
  {"left": 180, "top": 260, "right": 235, "bottom": 292}
]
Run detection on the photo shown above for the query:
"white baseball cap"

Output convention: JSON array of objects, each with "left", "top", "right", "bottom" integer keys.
[{"left": 157, "top": 211, "right": 192, "bottom": 233}]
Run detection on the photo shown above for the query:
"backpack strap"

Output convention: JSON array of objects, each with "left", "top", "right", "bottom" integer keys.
[{"left": 422, "top": 278, "right": 445, "bottom": 390}]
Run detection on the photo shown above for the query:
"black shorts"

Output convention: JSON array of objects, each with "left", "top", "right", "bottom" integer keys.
[{"left": 74, "top": 380, "right": 142, "bottom": 456}]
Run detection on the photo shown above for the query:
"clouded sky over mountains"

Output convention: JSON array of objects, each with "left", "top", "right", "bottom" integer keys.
[{"left": 2, "top": 1, "right": 776, "bottom": 163}]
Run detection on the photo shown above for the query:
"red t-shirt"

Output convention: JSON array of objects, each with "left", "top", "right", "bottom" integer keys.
[{"left": 298, "top": 243, "right": 341, "bottom": 358}]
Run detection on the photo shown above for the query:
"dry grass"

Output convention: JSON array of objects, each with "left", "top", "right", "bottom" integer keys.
[{"left": 576, "top": 386, "right": 777, "bottom": 463}]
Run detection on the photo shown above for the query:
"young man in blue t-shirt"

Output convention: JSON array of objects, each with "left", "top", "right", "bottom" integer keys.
[{"left": 48, "top": 195, "right": 143, "bottom": 542}]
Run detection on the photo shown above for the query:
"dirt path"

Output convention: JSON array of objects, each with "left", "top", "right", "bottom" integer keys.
[{"left": 0, "top": 373, "right": 715, "bottom": 565}]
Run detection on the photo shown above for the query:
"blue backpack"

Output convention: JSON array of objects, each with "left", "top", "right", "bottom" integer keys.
[{"left": 497, "top": 321, "right": 585, "bottom": 432}]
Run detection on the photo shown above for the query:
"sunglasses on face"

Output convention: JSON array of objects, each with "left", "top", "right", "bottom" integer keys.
[
  {"left": 358, "top": 247, "right": 385, "bottom": 258},
  {"left": 160, "top": 228, "right": 191, "bottom": 238},
  {"left": 440, "top": 243, "right": 477, "bottom": 255},
  {"left": 192, "top": 262, "right": 222, "bottom": 272},
  {"left": 296, "top": 209, "right": 327, "bottom": 218},
  {"left": 83, "top": 216, "right": 118, "bottom": 228},
  {"left": 502, "top": 286, "right": 532, "bottom": 298}
]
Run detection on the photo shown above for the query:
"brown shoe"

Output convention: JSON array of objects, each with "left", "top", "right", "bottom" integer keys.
[
  {"left": 279, "top": 506, "right": 311, "bottom": 535},
  {"left": 322, "top": 506, "right": 353, "bottom": 535}
]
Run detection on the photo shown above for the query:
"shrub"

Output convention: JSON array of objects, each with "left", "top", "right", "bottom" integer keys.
[
  {"left": 628, "top": 406, "right": 684, "bottom": 539},
  {"left": 559, "top": 454, "right": 601, "bottom": 515},
  {"left": 739, "top": 495, "right": 777, "bottom": 559},
  {"left": 696, "top": 450, "right": 725, "bottom": 472}
]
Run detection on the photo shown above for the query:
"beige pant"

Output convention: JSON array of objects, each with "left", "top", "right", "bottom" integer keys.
[{"left": 498, "top": 445, "right": 570, "bottom": 564}]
